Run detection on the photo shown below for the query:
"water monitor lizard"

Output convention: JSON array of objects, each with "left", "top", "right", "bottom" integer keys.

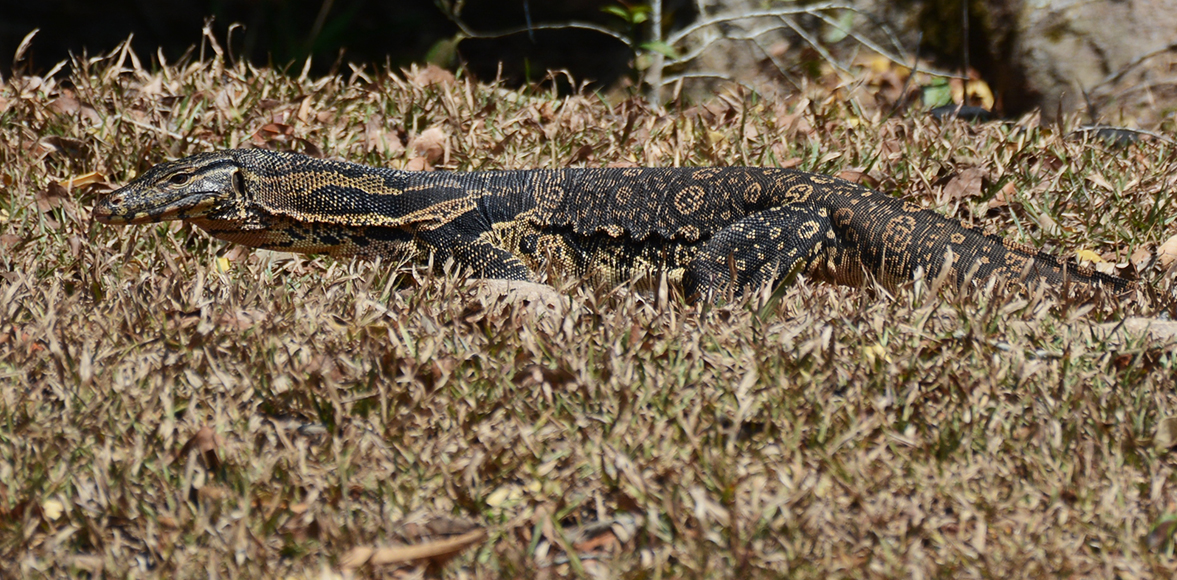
[{"left": 92, "top": 149, "right": 1131, "bottom": 300}]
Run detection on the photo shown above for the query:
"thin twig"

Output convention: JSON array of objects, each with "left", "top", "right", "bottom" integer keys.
[
  {"left": 1105, "top": 76, "right": 1177, "bottom": 100},
  {"left": 778, "top": 15, "right": 853, "bottom": 80},
  {"left": 1093, "top": 41, "right": 1177, "bottom": 91},
  {"left": 960, "top": 0, "right": 969, "bottom": 78},
  {"left": 671, "top": 21, "right": 822, "bottom": 67},
  {"left": 808, "top": 11, "right": 963, "bottom": 80},
  {"left": 667, "top": 3, "right": 851, "bottom": 45},
  {"left": 672, "top": 5, "right": 962, "bottom": 81},
  {"left": 448, "top": 19, "right": 634, "bottom": 49},
  {"left": 307, "top": 0, "right": 336, "bottom": 54},
  {"left": 647, "top": 0, "right": 665, "bottom": 105},
  {"left": 885, "top": 31, "right": 921, "bottom": 118},
  {"left": 751, "top": 36, "right": 802, "bottom": 91}
]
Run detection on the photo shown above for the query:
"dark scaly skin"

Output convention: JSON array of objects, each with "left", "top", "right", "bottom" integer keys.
[{"left": 93, "top": 149, "right": 1132, "bottom": 299}]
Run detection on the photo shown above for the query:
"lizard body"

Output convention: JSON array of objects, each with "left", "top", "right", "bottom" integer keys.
[{"left": 93, "top": 149, "right": 1131, "bottom": 299}]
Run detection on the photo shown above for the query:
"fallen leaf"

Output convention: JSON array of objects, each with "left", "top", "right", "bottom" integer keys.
[
  {"left": 39, "top": 135, "right": 90, "bottom": 159},
  {"left": 567, "top": 144, "right": 594, "bottom": 165},
  {"left": 1086, "top": 172, "right": 1113, "bottom": 191},
  {"left": 139, "top": 76, "right": 164, "bottom": 95},
  {"left": 404, "top": 516, "right": 480, "bottom": 539},
  {"left": 1155, "top": 417, "right": 1177, "bottom": 451},
  {"left": 1148, "top": 514, "right": 1177, "bottom": 551},
  {"left": 252, "top": 122, "right": 294, "bottom": 147},
  {"left": 836, "top": 169, "right": 866, "bottom": 183},
  {"left": 406, "top": 156, "right": 431, "bottom": 172},
  {"left": 962, "top": 78, "right": 994, "bottom": 109},
  {"left": 944, "top": 168, "right": 985, "bottom": 201},
  {"left": 512, "top": 364, "right": 576, "bottom": 387},
  {"left": 1035, "top": 211, "right": 1060, "bottom": 237},
  {"left": 296, "top": 96, "right": 313, "bottom": 123},
  {"left": 836, "top": 168, "right": 878, "bottom": 187},
  {"left": 59, "top": 171, "right": 106, "bottom": 190},
  {"left": 295, "top": 138, "right": 322, "bottom": 158},
  {"left": 36, "top": 182, "right": 68, "bottom": 212},
  {"left": 219, "top": 308, "right": 267, "bottom": 331},
  {"left": 1130, "top": 246, "right": 1153, "bottom": 273},
  {"left": 410, "top": 127, "right": 447, "bottom": 163},
  {"left": 340, "top": 546, "right": 375, "bottom": 569},
  {"left": 987, "top": 182, "right": 1016, "bottom": 211},
  {"left": 365, "top": 118, "right": 403, "bottom": 156},
  {"left": 48, "top": 93, "right": 81, "bottom": 115},
  {"left": 177, "top": 425, "right": 221, "bottom": 471},
  {"left": 259, "top": 123, "right": 292, "bottom": 137},
  {"left": 412, "top": 64, "right": 456, "bottom": 86},
  {"left": 197, "top": 485, "right": 227, "bottom": 501},
  {"left": 484, "top": 484, "right": 525, "bottom": 509},
  {"left": 573, "top": 530, "right": 619, "bottom": 553},
  {"left": 1075, "top": 249, "right": 1103, "bottom": 263},
  {"left": 70, "top": 555, "right": 103, "bottom": 574},
  {"left": 1157, "top": 234, "right": 1177, "bottom": 270},
  {"left": 42, "top": 498, "right": 64, "bottom": 521},
  {"left": 340, "top": 528, "right": 486, "bottom": 569}
]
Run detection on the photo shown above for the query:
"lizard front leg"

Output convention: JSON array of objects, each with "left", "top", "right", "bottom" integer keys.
[
  {"left": 684, "top": 204, "right": 835, "bottom": 301},
  {"left": 415, "top": 213, "right": 536, "bottom": 281}
]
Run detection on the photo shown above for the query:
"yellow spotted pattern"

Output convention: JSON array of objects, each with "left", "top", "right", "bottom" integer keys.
[{"left": 96, "top": 149, "right": 1133, "bottom": 300}]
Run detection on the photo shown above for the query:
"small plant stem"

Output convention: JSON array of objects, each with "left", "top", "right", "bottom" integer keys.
[{"left": 646, "top": 0, "right": 665, "bottom": 106}]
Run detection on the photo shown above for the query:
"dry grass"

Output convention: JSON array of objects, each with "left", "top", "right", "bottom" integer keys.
[{"left": 3, "top": 39, "right": 1177, "bottom": 579}]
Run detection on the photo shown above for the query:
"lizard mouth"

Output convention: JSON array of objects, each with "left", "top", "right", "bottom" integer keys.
[{"left": 94, "top": 190, "right": 225, "bottom": 225}]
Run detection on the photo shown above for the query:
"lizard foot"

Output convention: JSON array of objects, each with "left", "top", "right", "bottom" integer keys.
[{"left": 470, "top": 279, "right": 567, "bottom": 318}]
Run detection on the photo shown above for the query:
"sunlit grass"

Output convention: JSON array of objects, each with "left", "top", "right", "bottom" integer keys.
[{"left": 1, "top": 40, "right": 1176, "bottom": 578}]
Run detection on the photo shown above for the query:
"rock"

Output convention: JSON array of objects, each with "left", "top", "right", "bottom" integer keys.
[
  {"left": 981, "top": 0, "right": 1177, "bottom": 124},
  {"left": 675, "top": 0, "right": 1177, "bottom": 125}
]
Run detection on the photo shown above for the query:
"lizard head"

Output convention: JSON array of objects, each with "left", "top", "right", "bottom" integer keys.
[{"left": 93, "top": 152, "right": 245, "bottom": 225}]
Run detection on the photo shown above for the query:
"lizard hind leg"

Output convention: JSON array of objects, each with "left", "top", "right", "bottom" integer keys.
[{"left": 684, "top": 204, "right": 835, "bottom": 302}]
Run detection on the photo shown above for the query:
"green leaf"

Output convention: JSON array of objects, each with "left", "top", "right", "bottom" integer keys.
[
  {"left": 424, "top": 36, "right": 460, "bottom": 67},
  {"left": 821, "top": 10, "right": 855, "bottom": 44},
  {"left": 640, "top": 40, "right": 680, "bottom": 60},
  {"left": 922, "top": 78, "right": 954, "bottom": 108},
  {"left": 602, "top": 5, "right": 633, "bottom": 23}
]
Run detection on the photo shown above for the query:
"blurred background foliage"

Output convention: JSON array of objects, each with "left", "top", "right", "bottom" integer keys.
[
  {"left": 0, "top": 0, "right": 672, "bottom": 88},
  {"left": 5, "top": 0, "right": 1167, "bottom": 123},
  {"left": 2, "top": 0, "right": 458, "bottom": 75}
]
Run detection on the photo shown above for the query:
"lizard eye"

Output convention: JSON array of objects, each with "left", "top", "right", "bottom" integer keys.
[{"left": 168, "top": 173, "right": 191, "bottom": 185}]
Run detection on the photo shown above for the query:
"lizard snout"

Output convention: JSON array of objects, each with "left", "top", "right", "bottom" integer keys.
[{"left": 92, "top": 192, "right": 123, "bottom": 223}]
